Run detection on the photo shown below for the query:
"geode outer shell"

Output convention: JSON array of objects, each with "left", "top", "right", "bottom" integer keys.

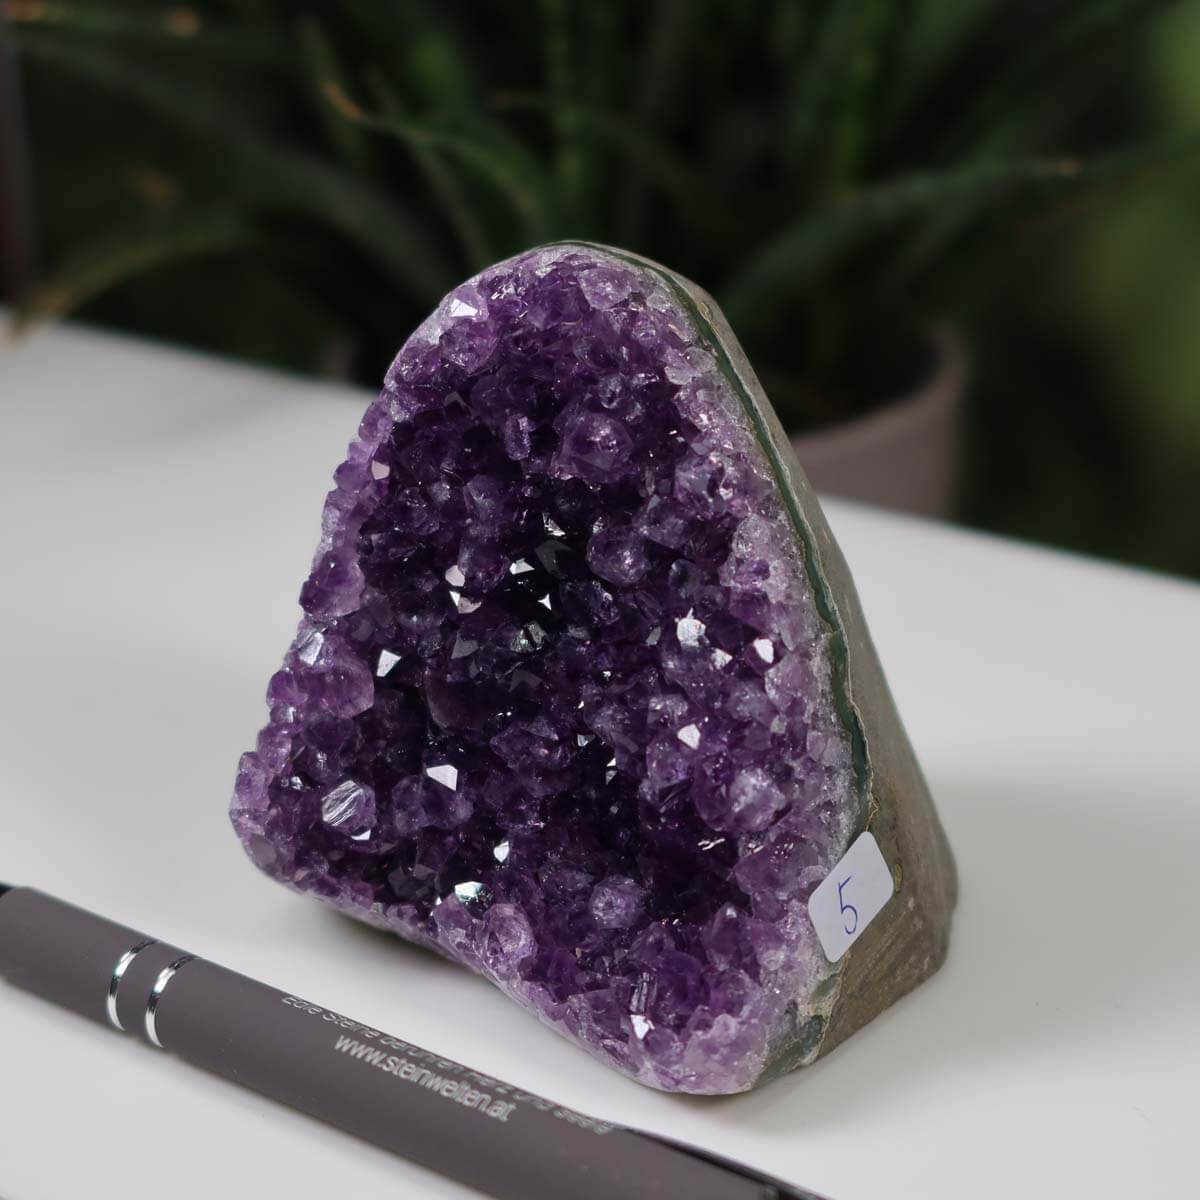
[{"left": 231, "top": 243, "right": 956, "bottom": 1094}]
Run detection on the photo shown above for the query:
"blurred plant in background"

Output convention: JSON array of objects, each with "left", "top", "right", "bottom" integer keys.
[
  {"left": 960, "top": 1, "right": 1200, "bottom": 577},
  {"left": 2, "top": 0, "right": 1197, "bottom": 573}
]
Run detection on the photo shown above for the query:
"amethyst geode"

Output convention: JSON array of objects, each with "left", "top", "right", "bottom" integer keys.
[{"left": 232, "top": 243, "right": 955, "bottom": 1093}]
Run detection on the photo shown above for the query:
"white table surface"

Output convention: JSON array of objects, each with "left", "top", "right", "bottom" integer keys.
[{"left": 1, "top": 322, "right": 1197, "bottom": 1200}]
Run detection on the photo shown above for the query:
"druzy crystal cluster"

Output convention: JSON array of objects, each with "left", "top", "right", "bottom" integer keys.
[{"left": 232, "top": 244, "right": 865, "bottom": 1093}]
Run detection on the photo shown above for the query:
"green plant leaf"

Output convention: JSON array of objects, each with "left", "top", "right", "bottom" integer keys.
[
  {"left": 492, "top": 91, "right": 728, "bottom": 245},
  {"left": 343, "top": 0, "right": 477, "bottom": 120},
  {"left": 538, "top": 0, "right": 588, "bottom": 227},
  {"left": 295, "top": 17, "right": 371, "bottom": 170},
  {"left": 1, "top": 1, "right": 283, "bottom": 61},
  {"left": 10, "top": 209, "right": 252, "bottom": 332},
  {"left": 326, "top": 74, "right": 551, "bottom": 247},
  {"left": 12, "top": 30, "right": 454, "bottom": 300},
  {"left": 362, "top": 72, "right": 494, "bottom": 269},
  {"left": 721, "top": 138, "right": 1200, "bottom": 334},
  {"left": 778, "top": 0, "right": 867, "bottom": 185},
  {"left": 875, "top": 0, "right": 999, "bottom": 145},
  {"left": 944, "top": 0, "right": 1181, "bottom": 154},
  {"left": 341, "top": 1, "right": 555, "bottom": 248},
  {"left": 824, "top": 0, "right": 916, "bottom": 187},
  {"left": 616, "top": 0, "right": 695, "bottom": 245}
]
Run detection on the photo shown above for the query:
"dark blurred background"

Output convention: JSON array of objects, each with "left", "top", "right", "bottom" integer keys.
[{"left": 2, "top": 1, "right": 1198, "bottom": 576}]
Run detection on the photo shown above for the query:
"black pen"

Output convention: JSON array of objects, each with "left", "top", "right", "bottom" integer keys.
[{"left": 0, "top": 884, "right": 824, "bottom": 1200}]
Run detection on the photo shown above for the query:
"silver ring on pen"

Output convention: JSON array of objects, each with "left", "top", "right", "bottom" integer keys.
[
  {"left": 145, "top": 955, "right": 195, "bottom": 1048},
  {"left": 106, "top": 938, "right": 156, "bottom": 1031}
]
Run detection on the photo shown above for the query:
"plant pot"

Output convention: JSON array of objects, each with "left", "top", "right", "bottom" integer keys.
[{"left": 789, "top": 330, "right": 965, "bottom": 519}]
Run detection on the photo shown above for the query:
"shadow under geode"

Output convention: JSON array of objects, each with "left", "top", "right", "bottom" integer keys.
[
  {"left": 702, "top": 763, "right": 1200, "bottom": 1132},
  {"left": 315, "top": 903, "right": 461, "bottom": 972}
]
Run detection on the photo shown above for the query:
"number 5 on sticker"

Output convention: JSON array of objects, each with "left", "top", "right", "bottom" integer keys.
[
  {"left": 837, "top": 876, "right": 858, "bottom": 934},
  {"left": 808, "top": 832, "right": 894, "bottom": 962}
]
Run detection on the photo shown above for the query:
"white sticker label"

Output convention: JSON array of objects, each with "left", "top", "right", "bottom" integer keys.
[{"left": 807, "top": 831, "right": 895, "bottom": 962}]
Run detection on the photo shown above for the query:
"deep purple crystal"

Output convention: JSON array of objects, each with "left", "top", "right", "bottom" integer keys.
[{"left": 232, "top": 245, "right": 859, "bottom": 1093}]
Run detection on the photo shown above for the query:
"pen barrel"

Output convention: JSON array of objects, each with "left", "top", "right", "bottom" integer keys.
[
  {"left": 0, "top": 888, "right": 779, "bottom": 1200},
  {"left": 0, "top": 887, "right": 185, "bottom": 1031},
  {"left": 153, "top": 959, "right": 770, "bottom": 1200}
]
